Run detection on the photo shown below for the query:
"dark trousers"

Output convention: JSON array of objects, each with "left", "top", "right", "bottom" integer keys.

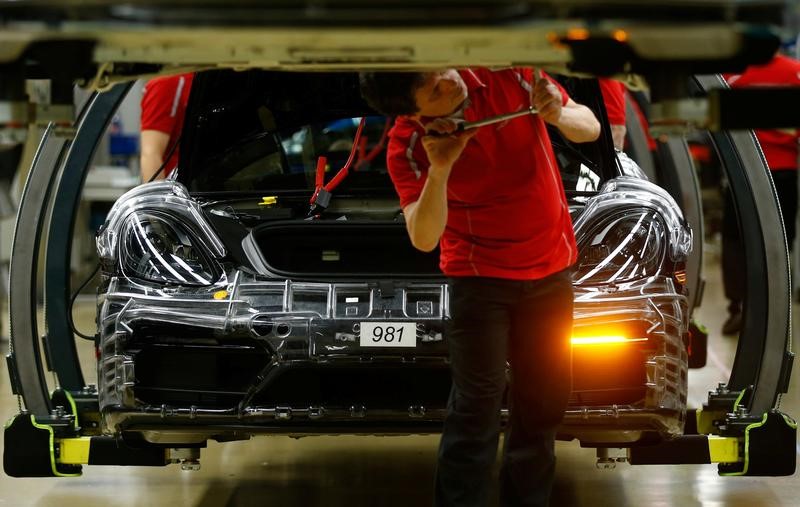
[
  {"left": 722, "top": 169, "right": 797, "bottom": 311},
  {"left": 435, "top": 269, "right": 574, "bottom": 507}
]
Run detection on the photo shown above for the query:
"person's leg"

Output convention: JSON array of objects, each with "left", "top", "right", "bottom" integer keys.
[
  {"left": 499, "top": 268, "right": 573, "bottom": 507},
  {"left": 436, "top": 277, "right": 516, "bottom": 507}
]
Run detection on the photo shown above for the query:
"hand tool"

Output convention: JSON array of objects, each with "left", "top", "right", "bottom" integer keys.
[
  {"left": 455, "top": 106, "right": 538, "bottom": 132},
  {"left": 427, "top": 106, "right": 538, "bottom": 136}
]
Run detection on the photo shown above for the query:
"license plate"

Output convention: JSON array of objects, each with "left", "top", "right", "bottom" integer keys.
[{"left": 359, "top": 322, "right": 416, "bottom": 348}]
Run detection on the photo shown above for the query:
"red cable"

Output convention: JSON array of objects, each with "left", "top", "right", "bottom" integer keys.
[
  {"left": 314, "top": 155, "right": 327, "bottom": 188},
  {"left": 310, "top": 117, "right": 367, "bottom": 205},
  {"left": 309, "top": 155, "right": 328, "bottom": 204},
  {"left": 355, "top": 117, "right": 391, "bottom": 171},
  {"left": 356, "top": 136, "right": 368, "bottom": 168}
]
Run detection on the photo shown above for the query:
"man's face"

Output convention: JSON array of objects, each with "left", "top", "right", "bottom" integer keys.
[{"left": 412, "top": 69, "right": 468, "bottom": 118}]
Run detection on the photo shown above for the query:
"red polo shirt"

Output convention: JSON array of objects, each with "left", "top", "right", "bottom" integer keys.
[
  {"left": 387, "top": 68, "right": 577, "bottom": 280},
  {"left": 140, "top": 73, "right": 194, "bottom": 175},
  {"left": 726, "top": 54, "right": 800, "bottom": 171},
  {"left": 598, "top": 78, "right": 626, "bottom": 126}
]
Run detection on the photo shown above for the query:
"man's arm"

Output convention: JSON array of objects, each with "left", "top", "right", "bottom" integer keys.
[
  {"left": 610, "top": 124, "right": 627, "bottom": 151},
  {"left": 553, "top": 98, "right": 601, "bottom": 143},
  {"left": 403, "top": 121, "right": 477, "bottom": 252},
  {"left": 140, "top": 130, "right": 170, "bottom": 182},
  {"left": 532, "top": 78, "right": 600, "bottom": 143},
  {"left": 403, "top": 177, "right": 448, "bottom": 252}
]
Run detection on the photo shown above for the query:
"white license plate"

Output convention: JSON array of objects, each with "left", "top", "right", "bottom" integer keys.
[{"left": 359, "top": 322, "right": 417, "bottom": 348}]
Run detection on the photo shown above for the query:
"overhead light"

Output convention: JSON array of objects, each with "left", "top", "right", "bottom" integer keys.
[
  {"left": 612, "top": 30, "right": 629, "bottom": 43},
  {"left": 566, "top": 28, "right": 591, "bottom": 41}
]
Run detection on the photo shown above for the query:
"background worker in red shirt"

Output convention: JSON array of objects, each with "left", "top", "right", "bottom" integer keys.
[
  {"left": 598, "top": 78, "right": 627, "bottom": 151},
  {"left": 360, "top": 68, "right": 599, "bottom": 507},
  {"left": 721, "top": 53, "right": 800, "bottom": 334},
  {"left": 598, "top": 78, "right": 654, "bottom": 180},
  {"left": 139, "top": 73, "right": 194, "bottom": 181}
]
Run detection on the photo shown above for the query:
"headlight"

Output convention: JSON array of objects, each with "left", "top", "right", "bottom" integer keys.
[
  {"left": 574, "top": 208, "right": 666, "bottom": 285},
  {"left": 119, "top": 211, "right": 220, "bottom": 286}
]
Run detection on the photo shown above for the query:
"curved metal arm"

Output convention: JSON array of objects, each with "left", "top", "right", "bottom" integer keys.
[
  {"left": 45, "top": 83, "right": 133, "bottom": 390},
  {"left": 695, "top": 75, "right": 792, "bottom": 415},
  {"left": 8, "top": 124, "right": 70, "bottom": 416},
  {"left": 657, "top": 137, "right": 704, "bottom": 315}
]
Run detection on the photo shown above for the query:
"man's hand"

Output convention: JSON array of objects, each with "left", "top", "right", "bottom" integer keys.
[
  {"left": 420, "top": 118, "right": 477, "bottom": 177},
  {"left": 530, "top": 70, "right": 600, "bottom": 144},
  {"left": 531, "top": 75, "right": 564, "bottom": 125}
]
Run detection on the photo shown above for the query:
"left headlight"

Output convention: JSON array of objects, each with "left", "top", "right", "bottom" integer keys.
[
  {"left": 119, "top": 211, "right": 220, "bottom": 286},
  {"left": 574, "top": 208, "right": 666, "bottom": 285}
]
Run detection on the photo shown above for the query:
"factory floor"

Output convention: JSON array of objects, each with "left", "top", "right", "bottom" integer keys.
[{"left": 1, "top": 244, "right": 798, "bottom": 507}]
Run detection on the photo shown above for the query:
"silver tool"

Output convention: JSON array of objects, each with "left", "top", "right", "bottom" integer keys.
[
  {"left": 427, "top": 107, "right": 538, "bottom": 136},
  {"left": 457, "top": 106, "right": 538, "bottom": 131}
]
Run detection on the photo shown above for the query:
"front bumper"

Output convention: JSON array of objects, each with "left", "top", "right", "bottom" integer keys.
[
  {"left": 98, "top": 273, "right": 450, "bottom": 430},
  {"left": 98, "top": 271, "right": 688, "bottom": 443}
]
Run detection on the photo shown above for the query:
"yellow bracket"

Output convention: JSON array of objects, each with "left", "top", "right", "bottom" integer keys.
[
  {"left": 58, "top": 437, "right": 92, "bottom": 465},
  {"left": 694, "top": 409, "right": 742, "bottom": 464},
  {"left": 258, "top": 196, "right": 277, "bottom": 206},
  {"left": 707, "top": 436, "right": 741, "bottom": 464}
]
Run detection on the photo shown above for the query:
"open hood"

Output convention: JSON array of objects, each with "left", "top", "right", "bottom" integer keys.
[{"left": 176, "top": 69, "right": 619, "bottom": 195}]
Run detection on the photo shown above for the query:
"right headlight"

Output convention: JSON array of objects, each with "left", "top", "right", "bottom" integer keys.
[
  {"left": 119, "top": 211, "right": 220, "bottom": 286},
  {"left": 574, "top": 208, "right": 667, "bottom": 285}
]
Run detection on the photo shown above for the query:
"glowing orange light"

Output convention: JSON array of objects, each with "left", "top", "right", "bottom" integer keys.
[
  {"left": 611, "top": 30, "right": 629, "bottom": 43},
  {"left": 571, "top": 336, "right": 648, "bottom": 346},
  {"left": 674, "top": 270, "right": 687, "bottom": 284},
  {"left": 546, "top": 32, "right": 569, "bottom": 50},
  {"left": 566, "top": 28, "right": 590, "bottom": 41}
]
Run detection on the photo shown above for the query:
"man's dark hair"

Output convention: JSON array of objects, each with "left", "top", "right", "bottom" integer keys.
[{"left": 359, "top": 72, "right": 427, "bottom": 117}]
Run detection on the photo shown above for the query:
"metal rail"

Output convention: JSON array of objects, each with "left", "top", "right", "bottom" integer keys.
[
  {"left": 44, "top": 83, "right": 133, "bottom": 390},
  {"left": 8, "top": 124, "right": 71, "bottom": 416}
]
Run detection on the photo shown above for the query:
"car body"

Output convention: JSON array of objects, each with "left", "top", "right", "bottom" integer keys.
[{"left": 94, "top": 70, "right": 692, "bottom": 446}]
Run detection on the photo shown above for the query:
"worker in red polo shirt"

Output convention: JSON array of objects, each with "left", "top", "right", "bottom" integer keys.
[
  {"left": 360, "top": 68, "right": 600, "bottom": 507},
  {"left": 598, "top": 77, "right": 655, "bottom": 180},
  {"left": 722, "top": 53, "right": 800, "bottom": 334},
  {"left": 598, "top": 78, "right": 627, "bottom": 151},
  {"left": 139, "top": 73, "right": 194, "bottom": 182}
]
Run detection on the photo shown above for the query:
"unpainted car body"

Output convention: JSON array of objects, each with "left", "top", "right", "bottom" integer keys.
[{"left": 95, "top": 70, "right": 692, "bottom": 446}]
